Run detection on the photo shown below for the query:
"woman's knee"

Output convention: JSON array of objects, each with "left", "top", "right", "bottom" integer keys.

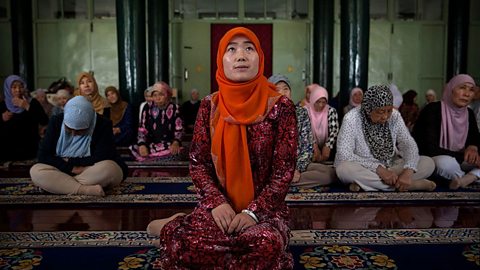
[{"left": 335, "top": 162, "right": 356, "bottom": 183}]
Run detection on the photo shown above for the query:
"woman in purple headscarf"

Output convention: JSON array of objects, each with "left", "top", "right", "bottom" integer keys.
[
  {"left": 0, "top": 75, "right": 49, "bottom": 161},
  {"left": 413, "top": 74, "right": 480, "bottom": 189}
]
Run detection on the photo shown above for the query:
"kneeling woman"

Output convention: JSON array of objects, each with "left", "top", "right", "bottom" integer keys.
[
  {"left": 334, "top": 85, "right": 436, "bottom": 191},
  {"left": 30, "top": 96, "right": 128, "bottom": 196}
]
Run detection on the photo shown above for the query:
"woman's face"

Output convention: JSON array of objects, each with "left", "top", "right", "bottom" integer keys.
[
  {"left": 152, "top": 90, "right": 168, "bottom": 106},
  {"left": 313, "top": 97, "right": 328, "bottom": 112},
  {"left": 352, "top": 91, "right": 363, "bottom": 104},
  {"left": 222, "top": 35, "right": 259, "bottom": 82},
  {"left": 275, "top": 81, "right": 291, "bottom": 99},
  {"left": 57, "top": 96, "right": 69, "bottom": 107},
  {"left": 426, "top": 93, "right": 436, "bottom": 103},
  {"left": 369, "top": 106, "right": 394, "bottom": 124},
  {"left": 451, "top": 82, "right": 475, "bottom": 108},
  {"left": 64, "top": 125, "right": 89, "bottom": 136},
  {"left": 106, "top": 90, "right": 119, "bottom": 104},
  {"left": 10, "top": 81, "right": 24, "bottom": 98},
  {"left": 79, "top": 76, "right": 95, "bottom": 96}
]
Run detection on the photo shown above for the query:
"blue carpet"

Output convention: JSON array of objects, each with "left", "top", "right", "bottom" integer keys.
[
  {"left": 0, "top": 229, "right": 478, "bottom": 270},
  {"left": 1, "top": 177, "right": 479, "bottom": 206}
]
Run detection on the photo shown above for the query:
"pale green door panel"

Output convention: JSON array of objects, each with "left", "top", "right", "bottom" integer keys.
[
  {"left": 35, "top": 21, "right": 117, "bottom": 94},
  {"left": 468, "top": 23, "right": 480, "bottom": 83},
  {"left": 390, "top": 23, "right": 420, "bottom": 94},
  {"left": 180, "top": 21, "right": 211, "bottom": 103},
  {"left": 35, "top": 22, "right": 91, "bottom": 89},
  {"left": 333, "top": 22, "right": 340, "bottom": 96},
  {"left": 272, "top": 21, "right": 309, "bottom": 104},
  {"left": 418, "top": 23, "right": 445, "bottom": 105},
  {"left": 59, "top": 22, "right": 91, "bottom": 87},
  {"left": 35, "top": 22, "right": 61, "bottom": 88},
  {"left": 0, "top": 21, "right": 13, "bottom": 87},
  {"left": 170, "top": 22, "right": 183, "bottom": 102},
  {"left": 91, "top": 21, "right": 118, "bottom": 92},
  {"left": 368, "top": 22, "right": 391, "bottom": 86}
]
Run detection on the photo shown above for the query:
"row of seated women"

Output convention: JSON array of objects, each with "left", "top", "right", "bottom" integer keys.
[
  {"left": 268, "top": 73, "right": 480, "bottom": 192},
  {"left": 2, "top": 72, "right": 479, "bottom": 195}
]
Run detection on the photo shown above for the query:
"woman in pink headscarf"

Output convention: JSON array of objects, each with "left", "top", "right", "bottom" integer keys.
[
  {"left": 413, "top": 74, "right": 480, "bottom": 189},
  {"left": 306, "top": 84, "right": 339, "bottom": 163}
]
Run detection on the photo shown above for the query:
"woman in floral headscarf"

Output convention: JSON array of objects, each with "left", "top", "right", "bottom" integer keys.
[
  {"left": 0, "top": 75, "right": 48, "bottom": 161},
  {"left": 146, "top": 27, "right": 297, "bottom": 269},
  {"left": 413, "top": 74, "right": 480, "bottom": 189},
  {"left": 30, "top": 96, "right": 127, "bottom": 196},
  {"left": 335, "top": 84, "right": 436, "bottom": 192},
  {"left": 130, "top": 81, "right": 184, "bottom": 161}
]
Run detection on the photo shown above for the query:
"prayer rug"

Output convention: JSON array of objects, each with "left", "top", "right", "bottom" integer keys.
[
  {"left": 0, "top": 228, "right": 478, "bottom": 269},
  {"left": 0, "top": 177, "right": 479, "bottom": 206}
]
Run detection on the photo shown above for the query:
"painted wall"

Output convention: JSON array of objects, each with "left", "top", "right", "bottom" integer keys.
[{"left": 34, "top": 20, "right": 118, "bottom": 95}]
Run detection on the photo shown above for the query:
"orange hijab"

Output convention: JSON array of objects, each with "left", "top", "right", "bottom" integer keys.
[{"left": 211, "top": 27, "right": 280, "bottom": 212}]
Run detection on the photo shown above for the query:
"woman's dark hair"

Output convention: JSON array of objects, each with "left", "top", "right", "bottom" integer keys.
[{"left": 48, "top": 77, "right": 74, "bottom": 94}]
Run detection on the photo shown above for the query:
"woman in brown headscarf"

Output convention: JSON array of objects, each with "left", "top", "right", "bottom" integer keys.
[
  {"left": 146, "top": 27, "right": 298, "bottom": 269},
  {"left": 75, "top": 72, "right": 110, "bottom": 117},
  {"left": 104, "top": 86, "right": 134, "bottom": 146}
]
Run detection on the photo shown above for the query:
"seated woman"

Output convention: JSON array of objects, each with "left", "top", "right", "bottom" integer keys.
[
  {"left": 413, "top": 74, "right": 480, "bottom": 189},
  {"left": 335, "top": 84, "right": 436, "bottom": 192},
  {"left": 269, "top": 76, "right": 337, "bottom": 188},
  {"left": 104, "top": 86, "right": 134, "bottom": 146},
  {"left": 306, "top": 84, "right": 339, "bottom": 162},
  {"left": 343, "top": 87, "right": 363, "bottom": 115},
  {"left": 75, "top": 72, "right": 110, "bottom": 118},
  {"left": 130, "top": 81, "right": 184, "bottom": 161},
  {"left": 399, "top": 89, "right": 420, "bottom": 132},
  {"left": 180, "top": 88, "right": 201, "bottom": 134},
  {"left": 51, "top": 89, "right": 72, "bottom": 116},
  {"left": 30, "top": 96, "right": 128, "bottom": 196},
  {"left": 0, "top": 75, "right": 49, "bottom": 161},
  {"left": 146, "top": 27, "right": 297, "bottom": 269}
]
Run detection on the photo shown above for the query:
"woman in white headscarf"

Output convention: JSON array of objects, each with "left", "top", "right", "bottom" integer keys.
[
  {"left": 335, "top": 84, "right": 436, "bottom": 191},
  {"left": 343, "top": 87, "right": 363, "bottom": 115},
  {"left": 30, "top": 96, "right": 128, "bottom": 196}
]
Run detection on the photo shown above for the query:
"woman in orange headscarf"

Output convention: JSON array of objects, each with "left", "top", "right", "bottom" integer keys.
[{"left": 146, "top": 27, "right": 298, "bottom": 269}]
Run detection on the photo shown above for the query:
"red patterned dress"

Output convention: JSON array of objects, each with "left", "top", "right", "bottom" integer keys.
[{"left": 158, "top": 94, "right": 298, "bottom": 269}]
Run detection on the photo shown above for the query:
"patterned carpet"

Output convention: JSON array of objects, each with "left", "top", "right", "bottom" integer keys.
[
  {"left": 1, "top": 177, "right": 479, "bottom": 206},
  {"left": 0, "top": 229, "right": 478, "bottom": 269}
]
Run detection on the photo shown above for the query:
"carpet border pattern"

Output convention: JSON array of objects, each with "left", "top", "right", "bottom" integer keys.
[{"left": 0, "top": 228, "right": 478, "bottom": 248}]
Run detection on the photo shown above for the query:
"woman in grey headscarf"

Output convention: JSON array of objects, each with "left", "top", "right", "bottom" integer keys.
[
  {"left": 334, "top": 85, "right": 436, "bottom": 191},
  {"left": 30, "top": 96, "right": 128, "bottom": 196}
]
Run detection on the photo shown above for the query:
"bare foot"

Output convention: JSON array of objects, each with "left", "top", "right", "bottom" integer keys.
[
  {"left": 77, "top": 184, "right": 105, "bottom": 196},
  {"left": 349, "top": 183, "right": 361, "bottom": 192},
  {"left": 146, "top": 213, "right": 187, "bottom": 237},
  {"left": 409, "top": 179, "right": 436, "bottom": 191},
  {"left": 450, "top": 174, "right": 478, "bottom": 190}
]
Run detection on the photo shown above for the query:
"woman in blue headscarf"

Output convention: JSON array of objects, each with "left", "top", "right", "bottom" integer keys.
[
  {"left": 0, "top": 75, "right": 49, "bottom": 161},
  {"left": 30, "top": 96, "right": 128, "bottom": 196}
]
